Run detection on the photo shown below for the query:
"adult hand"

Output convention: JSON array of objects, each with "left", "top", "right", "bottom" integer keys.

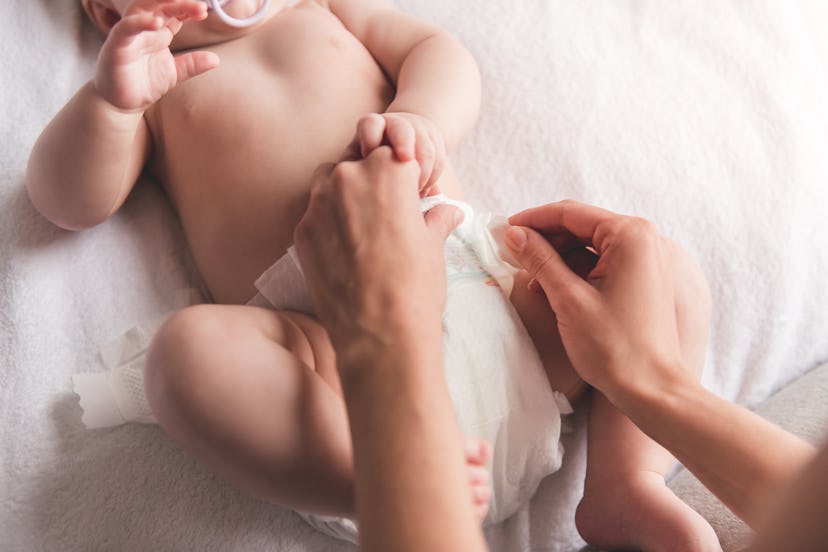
[
  {"left": 505, "top": 200, "right": 708, "bottom": 406},
  {"left": 294, "top": 148, "right": 485, "bottom": 552},
  {"left": 293, "top": 146, "right": 463, "bottom": 362}
]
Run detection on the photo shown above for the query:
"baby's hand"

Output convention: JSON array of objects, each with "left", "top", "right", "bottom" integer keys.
[
  {"left": 94, "top": 0, "right": 219, "bottom": 112},
  {"left": 343, "top": 112, "right": 447, "bottom": 196}
]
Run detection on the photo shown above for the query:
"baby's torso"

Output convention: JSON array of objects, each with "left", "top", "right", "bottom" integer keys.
[{"left": 144, "top": 1, "right": 461, "bottom": 304}]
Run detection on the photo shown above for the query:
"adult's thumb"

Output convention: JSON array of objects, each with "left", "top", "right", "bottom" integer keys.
[
  {"left": 424, "top": 204, "right": 464, "bottom": 243},
  {"left": 505, "top": 226, "right": 591, "bottom": 308}
]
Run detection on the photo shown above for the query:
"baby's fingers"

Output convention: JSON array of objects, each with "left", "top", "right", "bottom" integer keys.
[
  {"left": 356, "top": 114, "right": 385, "bottom": 158},
  {"left": 127, "top": 0, "right": 206, "bottom": 18},
  {"left": 174, "top": 51, "right": 220, "bottom": 84},
  {"left": 384, "top": 116, "right": 416, "bottom": 162},
  {"left": 155, "top": 0, "right": 208, "bottom": 35},
  {"left": 420, "top": 129, "right": 446, "bottom": 194},
  {"left": 159, "top": 0, "right": 208, "bottom": 18},
  {"left": 108, "top": 13, "right": 164, "bottom": 45},
  {"left": 124, "top": 0, "right": 208, "bottom": 32}
]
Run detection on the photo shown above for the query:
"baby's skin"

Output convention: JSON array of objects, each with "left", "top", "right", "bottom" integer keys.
[{"left": 28, "top": 0, "right": 720, "bottom": 549}]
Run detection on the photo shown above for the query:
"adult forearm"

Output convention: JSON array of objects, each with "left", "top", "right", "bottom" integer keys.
[
  {"left": 26, "top": 81, "right": 146, "bottom": 230},
  {"left": 387, "top": 33, "right": 481, "bottom": 151},
  {"left": 620, "top": 375, "right": 816, "bottom": 527},
  {"left": 750, "top": 440, "right": 828, "bottom": 551},
  {"left": 337, "top": 335, "right": 487, "bottom": 552}
]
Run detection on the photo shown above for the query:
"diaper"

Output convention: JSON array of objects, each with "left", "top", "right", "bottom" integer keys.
[
  {"left": 287, "top": 198, "right": 570, "bottom": 541},
  {"left": 72, "top": 196, "right": 571, "bottom": 540}
]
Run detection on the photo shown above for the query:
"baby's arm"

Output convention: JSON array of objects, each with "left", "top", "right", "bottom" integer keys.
[
  {"left": 27, "top": 0, "right": 218, "bottom": 230},
  {"left": 327, "top": 0, "right": 481, "bottom": 190}
]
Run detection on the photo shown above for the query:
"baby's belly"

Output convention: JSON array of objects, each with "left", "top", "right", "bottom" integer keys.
[{"left": 175, "top": 163, "right": 463, "bottom": 305}]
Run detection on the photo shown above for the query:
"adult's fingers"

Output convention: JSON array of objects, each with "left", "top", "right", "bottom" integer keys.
[
  {"left": 310, "top": 161, "right": 337, "bottom": 186},
  {"left": 505, "top": 225, "right": 596, "bottom": 313},
  {"left": 303, "top": 162, "right": 338, "bottom": 206},
  {"left": 509, "top": 200, "right": 618, "bottom": 250},
  {"left": 423, "top": 204, "right": 463, "bottom": 244}
]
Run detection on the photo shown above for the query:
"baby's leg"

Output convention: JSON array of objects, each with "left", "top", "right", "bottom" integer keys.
[
  {"left": 145, "top": 303, "right": 492, "bottom": 519},
  {"left": 575, "top": 246, "right": 721, "bottom": 551},
  {"left": 145, "top": 304, "right": 356, "bottom": 516},
  {"left": 509, "top": 271, "right": 588, "bottom": 405},
  {"left": 511, "top": 248, "right": 720, "bottom": 551},
  {"left": 576, "top": 394, "right": 721, "bottom": 552}
]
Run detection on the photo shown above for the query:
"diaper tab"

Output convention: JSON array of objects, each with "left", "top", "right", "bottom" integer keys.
[
  {"left": 72, "top": 372, "right": 127, "bottom": 428},
  {"left": 420, "top": 195, "right": 519, "bottom": 296},
  {"left": 252, "top": 246, "right": 315, "bottom": 314},
  {"left": 73, "top": 300, "right": 196, "bottom": 429},
  {"left": 462, "top": 214, "right": 519, "bottom": 297}
]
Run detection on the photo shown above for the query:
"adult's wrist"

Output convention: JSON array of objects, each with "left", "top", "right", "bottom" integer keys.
[
  {"left": 334, "top": 324, "right": 444, "bottom": 388},
  {"left": 609, "top": 358, "right": 702, "bottom": 427}
]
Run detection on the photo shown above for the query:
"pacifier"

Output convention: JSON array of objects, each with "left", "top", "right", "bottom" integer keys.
[{"left": 201, "top": 0, "right": 272, "bottom": 28}]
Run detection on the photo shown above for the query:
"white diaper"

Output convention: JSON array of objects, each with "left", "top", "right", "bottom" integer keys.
[
  {"left": 72, "top": 196, "right": 571, "bottom": 539},
  {"left": 255, "top": 197, "right": 572, "bottom": 538}
]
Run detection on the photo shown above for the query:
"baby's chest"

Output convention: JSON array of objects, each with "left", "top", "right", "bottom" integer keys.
[{"left": 147, "top": 7, "right": 394, "bottom": 189}]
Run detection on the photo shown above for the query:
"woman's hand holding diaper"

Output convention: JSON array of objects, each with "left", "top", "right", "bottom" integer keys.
[
  {"left": 342, "top": 113, "right": 446, "bottom": 197},
  {"left": 505, "top": 200, "right": 821, "bottom": 530},
  {"left": 94, "top": 0, "right": 220, "bottom": 112},
  {"left": 504, "top": 200, "right": 696, "bottom": 408}
]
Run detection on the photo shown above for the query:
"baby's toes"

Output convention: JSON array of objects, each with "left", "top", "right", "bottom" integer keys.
[
  {"left": 472, "top": 478, "right": 492, "bottom": 521},
  {"left": 463, "top": 436, "right": 492, "bottom": 465},
  {"left": 467, "top": 464, "right": 491, "bottom": 521}
]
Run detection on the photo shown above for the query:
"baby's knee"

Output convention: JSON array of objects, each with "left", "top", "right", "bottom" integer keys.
[
  {"left": 144, "top": 305, "right": 224, "bottom": 415},
  {"left": 673, "top": 244, "right": 712, "bottom": 321}
]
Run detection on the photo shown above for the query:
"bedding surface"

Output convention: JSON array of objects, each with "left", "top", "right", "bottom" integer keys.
[{"left": 2, "top": 1, "right": 828, "bottom": 550}]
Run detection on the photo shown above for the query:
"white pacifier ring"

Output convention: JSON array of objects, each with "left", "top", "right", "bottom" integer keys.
[{"left": 202, "top": 0, "right": 272, "bottom": 28}]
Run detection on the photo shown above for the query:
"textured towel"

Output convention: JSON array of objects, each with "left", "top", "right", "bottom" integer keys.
[{"left": 2, "top": 1, "right": 828, "bottom": 551}]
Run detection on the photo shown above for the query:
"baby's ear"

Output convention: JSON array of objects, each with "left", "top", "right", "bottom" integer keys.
[{"left": 82, "top": 0, "right": 122, "bottom": 35}]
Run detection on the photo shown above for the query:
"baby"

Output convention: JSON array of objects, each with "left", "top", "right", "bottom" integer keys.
[{"left": 27, "top": 0, "right": 719, "bottom": 549}]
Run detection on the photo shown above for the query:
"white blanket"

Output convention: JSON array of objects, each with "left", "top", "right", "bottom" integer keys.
[{"left": 2, "top": 1, "right": 828, "bottom": 550}]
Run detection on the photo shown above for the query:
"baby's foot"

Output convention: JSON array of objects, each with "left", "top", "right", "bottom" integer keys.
[
  {"left": 464, "top": 436, "right": 492, "bottom": 521},
  {"left": 575, "top": 470, "right": 721, "bottom": 552}
]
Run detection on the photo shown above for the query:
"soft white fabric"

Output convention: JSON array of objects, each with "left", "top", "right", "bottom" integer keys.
[{"left": 3, "top": 1, "right": 828, "bottom": 551}]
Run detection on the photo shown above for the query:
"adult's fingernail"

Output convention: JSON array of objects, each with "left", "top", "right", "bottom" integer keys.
[{"left": 505, "top": 226, "right": 527, "bottom": 252}]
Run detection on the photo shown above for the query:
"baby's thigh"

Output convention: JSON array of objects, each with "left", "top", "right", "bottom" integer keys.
[
  {"left": 145, "top": 304, "right": 353, "bottom": 509},
  {"left": 156, "top": 303, "right": 337, "bottom": 382},
  {"left": 145, "top": 303, "right": 344, "bottom": 426},
  {"left": 509, "top": 271, "right": 587, "bottom": 403}
]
